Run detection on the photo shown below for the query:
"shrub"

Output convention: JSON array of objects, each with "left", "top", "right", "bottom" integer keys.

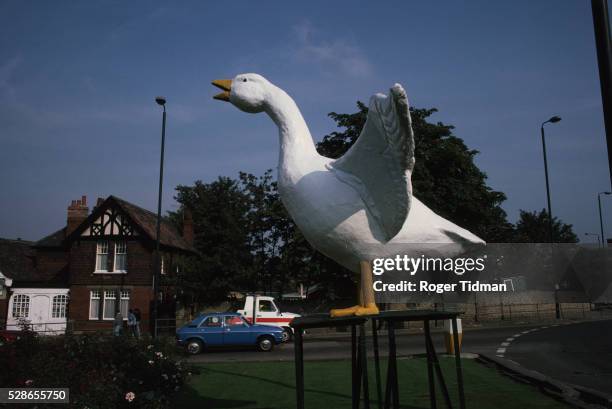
[{"left": 0, "top": 331, "right": 191, "bottom": 409}]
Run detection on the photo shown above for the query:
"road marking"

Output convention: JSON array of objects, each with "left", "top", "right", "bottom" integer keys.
[
  {"left": 521, "top": 330, "right": 530, "bottom": 334},
  {"left": 501, "top": 342, "right": 510, "bottom": 347},
  {"left": 513, "top": 333, "right": 522, "bottom": 338},
  {"left": 496, "top": 354, "right": 504, "bottom": 358},
  {"left": 496, "top": 348, "right": 506, "bottom": 354},
  {"left": 506, "top": 337, "right": 515, "bottom": 342}
]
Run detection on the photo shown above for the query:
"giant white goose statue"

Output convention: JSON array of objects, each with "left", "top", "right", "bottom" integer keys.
[{"left": 212, "top": 74, "right": 485, "bottom": 317}]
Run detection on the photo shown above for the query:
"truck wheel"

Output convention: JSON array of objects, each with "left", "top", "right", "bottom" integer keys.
[
  {"left": 186, "top": 339, "right": 204, "bottom": 355},
  {"left": 257, "top": 336, "right": 274, "bottom": 352},
  {"left": 282, "top": 327, "right": 293, "bottom": 342}
]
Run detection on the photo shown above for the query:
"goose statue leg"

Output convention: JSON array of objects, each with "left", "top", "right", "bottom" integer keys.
[{"left": 330, "top": 261, "right": 379, "bottom": 317}]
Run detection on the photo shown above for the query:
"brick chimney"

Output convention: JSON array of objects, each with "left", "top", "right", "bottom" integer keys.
[
  {"left": 183, "top": 208, "right": 194, "bottom": 246},
  {"left": 67, "top": 195, "right": 89, "bottom": 235}
]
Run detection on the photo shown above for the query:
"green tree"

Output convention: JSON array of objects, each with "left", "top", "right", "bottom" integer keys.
[
  {"left": 513, "top": 209, "right": 578, "bottom": 243},
  {"left": 318, "top": 103, "right": 514, "bottom": 242},
  {"left": 171, "top": 177, "right": 254, "bottom": 306}
]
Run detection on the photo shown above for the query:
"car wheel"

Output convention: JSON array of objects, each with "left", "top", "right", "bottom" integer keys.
[
  {"left": 282, "top": 327, "right": 293, "bottom": 342},
  {"left": 257, "top": 336, "right": 274, "bottom": 352},
  {"left": 186, "top": 339, "right": 203, "bottom": 355}
]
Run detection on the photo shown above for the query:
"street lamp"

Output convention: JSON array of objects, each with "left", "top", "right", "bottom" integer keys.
[
  {"left": 598, "top": 191, "right": 611, "bottom": 247},
  {"left": 152, "top": 96, "right": 167, "bottom": 339},
  {"left": 541, "top": 116, "right": 561, "bottom": 243},
  {"left": 585, "top": 232, "right": 601, "bottom": 246},
  {"left": 541, "top": 116, "right": 561, "bottom": 319}
]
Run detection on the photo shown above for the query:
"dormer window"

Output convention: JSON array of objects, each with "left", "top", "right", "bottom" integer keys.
[
  {"left": 114, "top": 241, "right": 127, "bottom": 272},
  {"left": 95, "top": 241, "right": 109, "bottom": 272}
]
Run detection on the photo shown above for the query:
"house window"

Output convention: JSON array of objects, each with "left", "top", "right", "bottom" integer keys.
[
  {"left": 120, "top": 290, "right": 130, "bottom": 317},
  {"left": 161, "top": 255, "right": 165, "bottom": 275},
  {"left": 114, "top": 241, "right": 127, "bottom": 272},
  {"left": 89, "top": 290, "right": 100, "bottom": 320},
  {"left": 103, "top": 290, "right": 117, "bottom": 320},
  {"left": 52, "top": 294, "right": 68, "bottom": 318},
  {"left": 12, "top": 294, "right": 30, "bottom": 318},
  {"left": 96, "top": 241, "right": 109, "bottom": 271}
]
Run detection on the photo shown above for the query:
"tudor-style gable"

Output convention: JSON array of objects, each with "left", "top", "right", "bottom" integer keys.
[{"left": 82, "top": 206, "right": 137, "bottom": 238}]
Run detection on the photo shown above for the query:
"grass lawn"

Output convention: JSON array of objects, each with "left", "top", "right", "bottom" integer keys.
[{"left": 175, "top": 357, "right": 570, "bottom": 409}]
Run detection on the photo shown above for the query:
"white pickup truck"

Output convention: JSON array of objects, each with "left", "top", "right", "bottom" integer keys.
[{"left": 237, "top": 295, "right": 300, "bottom": 341}]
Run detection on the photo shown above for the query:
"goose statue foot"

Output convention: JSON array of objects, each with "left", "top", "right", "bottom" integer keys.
[{"left": 330, "top": 261, "right": 379, "bottom": 318}]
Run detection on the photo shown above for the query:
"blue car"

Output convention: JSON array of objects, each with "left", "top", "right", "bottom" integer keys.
[{"left": 176, "top": 312, "right": 285, "bottom": 354}]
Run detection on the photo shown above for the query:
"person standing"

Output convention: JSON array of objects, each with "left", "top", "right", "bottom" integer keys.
[
  {"left": 133, "top": 308, "right": 141, "bottom": 338},
  {"left": 113, "top": 311, "right": 123, "bottom": 336},
  {"left": 127, "top": 309, "right": 137, "bottom": 337}
]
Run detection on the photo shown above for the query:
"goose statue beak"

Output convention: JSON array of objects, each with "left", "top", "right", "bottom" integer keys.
[{"left": 212, "top": 79, "right": 232, "bottom": 102}]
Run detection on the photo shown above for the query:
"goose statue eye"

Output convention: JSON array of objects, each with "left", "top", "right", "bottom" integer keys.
[{"left": 242, "top": 78, "right": 247, "bottom": 82}]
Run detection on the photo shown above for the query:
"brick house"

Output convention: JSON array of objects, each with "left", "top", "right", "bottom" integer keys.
[{"left": 0, "top": 195, "right": 195, "bottom": 334}]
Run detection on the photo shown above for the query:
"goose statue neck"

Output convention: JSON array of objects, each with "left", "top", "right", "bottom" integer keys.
[{"left": 264, "top": 86, "right": 320, "bottom": 170}]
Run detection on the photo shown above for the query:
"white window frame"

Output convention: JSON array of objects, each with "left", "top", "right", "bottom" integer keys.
[
  {"left": 95, "top": 241, "right": 109, "bottom": 272},
  {"left": 12, "top": 294, "right": 30, "bottom": 318},
  {"left": 113, "top": 241, "right": 127, "bottom": 273},
  {"left": 52, "top": 294, "right": 68, "bottom": 319},
  {"left": 120, "top": 290, "right": 130, "bottom": 317},
  {"left": 102, "top": 290, "right": 117, "bottom": 320},
  {"left": 89, "top": 290, "right": 101, "bottom": 320}
]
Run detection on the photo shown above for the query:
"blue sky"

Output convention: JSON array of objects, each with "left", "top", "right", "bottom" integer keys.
[{"left": 1, "top": 1, "right": 611, "bottom": 243}]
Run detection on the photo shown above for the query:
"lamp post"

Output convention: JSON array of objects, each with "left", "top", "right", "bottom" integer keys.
[
  {"left": 152, "top": 96, "right": 167, "bottom": 339},
  {"left": 541, "top": 116, "right": 562, "bottom": 319},
  {"left": 585, "top": 232, "right": 601, "bottom": 246},
  {"left": 541, "top": 116, "right": 562, "bottom": 243},
  {"left": 598, "top": 191, "right": 611, "bottom": 247}
]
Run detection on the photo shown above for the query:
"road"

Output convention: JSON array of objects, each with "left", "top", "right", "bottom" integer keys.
[
  {"left": 187, "top": 319, "right": 612, "bottom": 395},
  {"left": 186, "top": 323, "right": 536, "bottom": 363},
  {"left": 503, "top": 320, "right": 612, "bottom": 394}
]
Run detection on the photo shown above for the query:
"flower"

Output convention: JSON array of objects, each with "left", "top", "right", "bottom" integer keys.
[
  {"left": 24, "top": 380, "right": 33, "bottom": 386},
  {"left": 155, "top": 352, "right": 163, "bottom": 358},
  {"left": 148, "top": 360, "right": 154, "bottom": 365},
  {"left": 147, "top": 345, "right": 154, "bottom": 350},
  {"left": 161, "top": 374, "right": 168, "bottom": 380},
  {"left": 125, "top": 392, "right": 135, "bottom": 402}
]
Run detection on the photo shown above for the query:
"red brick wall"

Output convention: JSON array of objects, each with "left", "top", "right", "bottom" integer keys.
[{"left": 69, "top": 285, "right": 153, "bottom": 333}]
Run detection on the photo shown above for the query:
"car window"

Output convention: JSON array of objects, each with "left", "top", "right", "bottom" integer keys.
[
  {"left": 200, "top": 316, "right": 222, "bottom": 327},
  {"left": 224, "top": 315, "right": 245, "bottom": 327},
  {"left": 258, "top": 300, "right": 277, "bottom": 312}
]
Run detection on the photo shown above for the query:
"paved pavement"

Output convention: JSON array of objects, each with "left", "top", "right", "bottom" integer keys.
[
  {"left": 500, "top": 319, "right": 612, "bottom": 394},
  {"left": 186, "top": 322, "right": 542, "bottom": 363}
]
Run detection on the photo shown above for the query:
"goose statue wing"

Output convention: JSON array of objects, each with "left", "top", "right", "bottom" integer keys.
[{"left": 328, "top": 84, "right": 415, "bottom": 242}]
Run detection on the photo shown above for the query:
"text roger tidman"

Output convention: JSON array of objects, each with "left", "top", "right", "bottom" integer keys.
[{"left": 371, "top": 255, "right": 509, "bottom": 293}]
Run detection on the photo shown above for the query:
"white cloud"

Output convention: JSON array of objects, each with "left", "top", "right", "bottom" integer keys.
[{"left": 291, "top": 20, "right": 373, "bottom": 78}]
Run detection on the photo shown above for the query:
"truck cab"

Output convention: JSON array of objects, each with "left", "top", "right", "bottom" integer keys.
[{"left": 237, "top": 295, "right": 300, "bottom": 341}]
